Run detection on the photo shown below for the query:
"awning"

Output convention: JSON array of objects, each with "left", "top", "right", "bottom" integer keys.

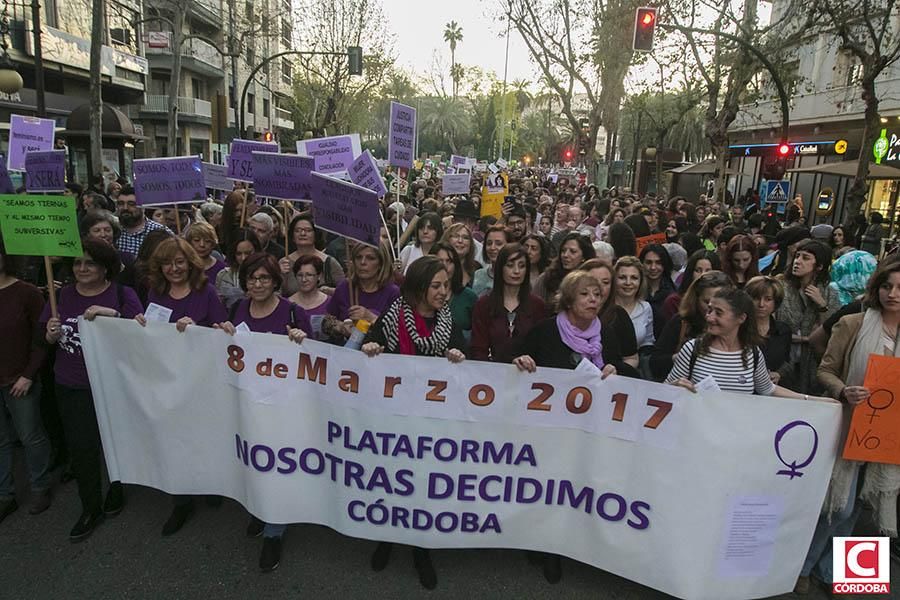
[
  {"left": 787, "top": 160, "right": 900, "bottom": 179},
  {"left": 667, "top": 159, "right": 739, "bottom": 175}
]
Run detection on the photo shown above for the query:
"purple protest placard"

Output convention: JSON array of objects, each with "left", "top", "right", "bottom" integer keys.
[
  {"left": 8, "top": 115, "right": 55, "bottom": 172},
  {"left": 388, "top": 101, "right": 416, "bottom": 169},
  {"left": 252, "top": 152, "right": 315, "bottom": 201},
  {"left": 348, "top": 150, "right": 388, "bottom": 198},
  {"left": 310, "top": 172, "right": 380, "bottom": 248},
  {"left": 227, "top": 139, "right": 279, "bottom": 181},
  {"left": 202, "top": 162, "right": 232, "bottom": 192},
  {"left": 295, "top": 134, "right": 361, "bottom": 174},
  {"left": 24, "top": 150, "right": 66, "bottom": 192},
  {"left": 133, "top": 156, "right": 206, "bottom": 206}
]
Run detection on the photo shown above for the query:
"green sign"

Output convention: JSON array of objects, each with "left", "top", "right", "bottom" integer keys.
[
  {"left": 874, "top": 128, "right": 889, "bottom": 164},
  {"left": 0, "top": 194, "right": 83, "bottom": 257}
]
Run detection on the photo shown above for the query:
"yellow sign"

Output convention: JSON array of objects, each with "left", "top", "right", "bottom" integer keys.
[
  {"left": 835, "top": 139, "right": 848, "bottom": 155},
  {"left": 481, "top": 173, "right": 509, "bottom": 218}
]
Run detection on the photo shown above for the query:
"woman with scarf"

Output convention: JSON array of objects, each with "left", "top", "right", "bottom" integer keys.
[
  {"left": 360, "top": 255, "right": 466, "bottom": 590},
  {"left": 512, "top": 270, "right": 617, "bottom": 583},
  {"left": 796, "top": 260, "right": 900, "bottom": 594}
]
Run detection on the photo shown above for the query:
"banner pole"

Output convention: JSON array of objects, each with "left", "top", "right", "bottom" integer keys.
[
  {"left": 239, "top": 193, "right": 247, "bottom": 229},
  {"left": 395, "top": 174, "right": 401, "bottom": 259},
  {"left": 173, "top": 204, "right": 182, "bottom": 235},
  {"left": 378, "top": 207, "right": 396, "bottom": 263},
  {"left": 284, "top": 202, "right": 290, "bottom": 260},
  {"left": 43, "top": 255, "right": 57, "bottom": 319}
]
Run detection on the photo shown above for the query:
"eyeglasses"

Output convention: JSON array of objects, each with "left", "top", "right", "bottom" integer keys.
[
  {"left": 294, "top": 227, "right": 314, "bottom": 234},
  {"left": 247, "top": 275, "right": 274, "bottom": 285},
  {"left": 162, "top": 259, "right": 188, "bottom": 269}
]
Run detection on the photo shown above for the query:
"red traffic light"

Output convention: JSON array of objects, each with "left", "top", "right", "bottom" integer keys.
[
  {"left": 633, "top": 8, "right": 657, "bottom": 52},
  {"left": 564, "top": 149, "right": 572, "bottom": 160},
  {"left": 777, "top": 143, "right": 791, "bottom": 156},
  {"left": 641, "top": 11, "right": 654, "bottom": 26}
]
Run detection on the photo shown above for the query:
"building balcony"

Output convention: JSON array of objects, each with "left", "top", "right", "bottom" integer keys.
[
  {"left": 141, "top": 95, "right": 213, "bottom": 123},
  {"left": 732, "top": 80, "right": 900, "bottom": 132},
  {"left": 274, "top": 107, "right": 294, "bottom": 130},
  {"left": 143, "top": 38, "right": 225, "bottom": 79},
  {"left": 190, "top": 0, "right": 223, "bottom": 27}
]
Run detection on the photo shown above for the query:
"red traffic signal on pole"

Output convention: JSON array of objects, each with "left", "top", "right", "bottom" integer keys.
[
  {"left": 263, "top": 130, "right": 274, "bottom": 142},
  {"left": 777, "top": 143, "right": 791, "bottom": 156},
  {"left": 632, "top": 7, "right": 657, "bottom": 52},
  {"left": 564, "top": 149, "right": 573, "bottom": 160}
]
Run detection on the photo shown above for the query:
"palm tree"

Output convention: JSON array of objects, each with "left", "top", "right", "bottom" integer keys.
[
  {"left": 443, "top": 21, "right": 463, "bottom": 98},
  {"left": 421, "top": 96, "right": 470, "bottom": 154}
]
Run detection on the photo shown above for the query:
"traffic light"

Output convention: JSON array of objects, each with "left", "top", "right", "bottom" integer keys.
[
  {"left": 632, "top": 7, "right": 657, "bottom": 52},
  {"left": 263, "top": 130, "right": 274, "bottom": 142},
  {"left": 347, "top": 46, "right": 363, "bottom": 76},
  {"left": 777, "top": 143, "right": 791, "bottom": 156},
  {"left": 564, "top": 148, "right": 573, "bottom": 161}
]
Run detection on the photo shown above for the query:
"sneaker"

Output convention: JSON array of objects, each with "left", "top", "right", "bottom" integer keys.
[
  {"left": 103, "top": 483, "right": 124, "bottom": 516},
  {"left": 542, "top": 553, "right": 562, "bottom": 584},
  {"left": 793, "top": 575, "right": 810, "bottom": 595},
  {"left": 413, "top": 548, "right": 437, "bottom": 590},
  {"left": 0, "top": 498, "right": 17, "bottom": 524},
  {"left": 371, "top": 541, "right": 393, "bottom": 571},
  {"left": 161, "top": 503, "right": 194, "bottom": 537},
  {"left": 28, "top": 490, "right": 51, "bottom": 515},
  {"left": 246, "top": 515, "right": 264, "bottom": 538},
  {"left": 69, "top": 511, "right": 104, "bottom": 542},
  {"left": 259, "top": 537, "right": 282, "bottom": 572}
]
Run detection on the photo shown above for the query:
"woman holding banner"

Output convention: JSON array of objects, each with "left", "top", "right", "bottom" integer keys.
[
  {"left": 279, "top": 213, "right": 345, "bottom": 297},
  {"left": 470, "top": 243, "right": 545, "bottom": 363},
  {"left": 135, "top": 237, "right": 228, "bottom": 537},
  {"left": 431, "top": 242, "right": 479, "bottom": 344},
  {"left": 578, "top": 259, "right": 640, "bottom": 377},
  {"left": 213, "top": 252, "right": 311, "bottom": 572},
  {"left": 797, "top": 261, "right": 900, "bottom": 594},
  {"left": 512, "top": 270, "right": 617, "bottom": 584},
  {"left": 41, "top": 239, "right": 143, "bottom": 541},
  {"left": 361, "top": 255, "right": 466, "bottom": 590},
  {"left": 216, "top": 229, "right": 262, "bottom": 311},
  {"left": 322, "top": 242, "right": 399, "bottom": 344}
]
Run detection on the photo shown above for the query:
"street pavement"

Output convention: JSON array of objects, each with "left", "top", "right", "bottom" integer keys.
[{"left": 0, "top": 461, "right": 896, "bottom": 600}]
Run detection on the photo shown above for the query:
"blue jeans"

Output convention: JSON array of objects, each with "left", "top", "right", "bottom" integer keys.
[
  {"left": 801, "top": 463, "right": 862, "bottom": 582},
  {"left": 0, "top": 381, "right": 52, "bottom": 498}
]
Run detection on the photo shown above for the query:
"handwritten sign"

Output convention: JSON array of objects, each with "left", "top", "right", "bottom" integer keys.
[
  {"left": 349, "top": 150, "right": 387, "bottom": 197},
  {"left": 227, "top": 139, "right": 279, "bottom": 181},
  {"left": 296, "top": 134, "right": 361, "bottom": 175},
  {"left": 202, "top": 162, "right": 232, "bottom": 192},
  {"left": 252, "top": 152, "right": 315, "bottom": 201},
  {"left": 842, "top": 354, "right": 900, "bottom": 465},
  {"left": 24, "top": 150, "right": 66, "bottom": 193},
  {"left": 7, "top": 115, "right": 55, "bottom": 172},
  {"left": 442, "top": 173, "right": 470, "bottom": 195},
  {"left": 635, "top": 233, "right": 668, "bottom": 256},
  {"left": 388, "top": 101, "right": 416, "bottom": 169},
  {"left": 310, "top": 172, "right": 380, "bottom": 248},
  {"left": 0, "top": 194, "right": 82, "bottom": 257},
  {"left": 133, "top": 156, "right": 206, "bottom": 206},
  {"left": 481, "top": 172, "right": 508, "bottom": 218}
]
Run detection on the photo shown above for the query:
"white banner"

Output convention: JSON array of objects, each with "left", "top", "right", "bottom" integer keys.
[{"left": 80, "top": 319, "right": 842, "bottom": 600}]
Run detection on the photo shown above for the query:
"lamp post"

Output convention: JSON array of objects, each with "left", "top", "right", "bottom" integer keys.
[{"left": 0, "top": 0, "right": 45, "bottom": 116}]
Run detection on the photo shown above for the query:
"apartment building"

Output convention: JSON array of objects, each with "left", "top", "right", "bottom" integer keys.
[{"left": 728, "top": 7, "right": 900, "bottom": 224}]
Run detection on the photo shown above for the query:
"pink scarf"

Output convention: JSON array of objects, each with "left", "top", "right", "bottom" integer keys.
[{"left": 556, "top": 312, "right": 604, "bottom": 369}]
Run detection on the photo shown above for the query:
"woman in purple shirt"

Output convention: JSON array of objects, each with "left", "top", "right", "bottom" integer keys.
[
  {"left": 215, "top": 252, "right": 310, "bottom": 572},
  {"left": 186, "top": 222, "right": 227, "bottom": 285},
  {"left": 41, "top": 240, "right": 143, "bottom": 542},
  {"left": 321, "top": 241, "right": 399, "bottom": 343},
  {"left": 286, "top": 254, "right": 330, "bottom": 339},
  {"left": 135, "top": 236, "right": 228, "bottom": 536}
]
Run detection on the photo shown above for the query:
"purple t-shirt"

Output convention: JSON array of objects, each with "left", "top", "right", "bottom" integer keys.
[
  {"left": 40, "top": 284, "right": 143, "bottom": 388},
  {"left": 326, "top": 280, "right": 400, "bottom": 321},
  {"left": 205, "top": 259, "right": 227, "bottom": 285},
  {"left": 146, "top": 283, "right": 228, "bottom": 327},
  {"left": 231, "top": 297, "right": 312, "bottom": 336}
]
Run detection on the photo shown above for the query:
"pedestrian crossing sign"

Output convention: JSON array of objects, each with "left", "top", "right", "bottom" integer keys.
[{"left": 764, "top": 179, "right": 791, "bottom": 204}]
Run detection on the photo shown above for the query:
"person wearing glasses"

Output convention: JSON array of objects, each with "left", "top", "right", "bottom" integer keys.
[
  {"left": 135, "top": 237, "right": 228, "bottom": 537},
  {"left": 214, "top": 252, "right": 311, "bottom": 573},
  {"left": 113, "top": 185, "right": 173, "bottom": 258}
]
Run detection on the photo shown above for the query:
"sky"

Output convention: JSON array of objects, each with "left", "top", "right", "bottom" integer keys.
[{"left": 381, "top": 0, "right": 537, "bottom": 89}]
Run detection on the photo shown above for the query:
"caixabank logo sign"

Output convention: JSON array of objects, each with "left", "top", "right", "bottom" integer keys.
[{"left": 832, "top": 537, "right": 891, "bottom": 595}]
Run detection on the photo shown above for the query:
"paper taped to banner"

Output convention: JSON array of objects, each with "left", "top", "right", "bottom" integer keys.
[{"left": 80, "top": 319, "right": 842, "bottom": 600}]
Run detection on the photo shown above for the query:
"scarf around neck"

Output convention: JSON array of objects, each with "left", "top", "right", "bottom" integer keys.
[
  {"left": 381, "top": 297, "right": 453, "bottom": 357},
  {"left": 556, "top": 312, "right": 604, "bottom": 370}
]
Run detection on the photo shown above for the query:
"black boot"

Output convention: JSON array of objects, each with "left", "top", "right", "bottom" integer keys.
[
  {"left": 103, "top": 482, "right": 125, "bottom": 516},
  {"left": 161, "top": 501, "right": 194, "bottom": 536},
  {"left": 69, "top": 511, "right": 104, "bottom": 542},
  {"left": 371, "top": 541, "right": 393, "bottom": 571},
  {"left": 542, "top": 553, "right": 562, "bottom": 583},
  {"left": 413, "top": 547, "right": 437, "bottom": 590},
  {"left": 259, "top": 537, "right": 282, "bottom": 572}
]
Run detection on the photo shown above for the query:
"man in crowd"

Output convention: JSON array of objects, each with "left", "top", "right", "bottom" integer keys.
[
  {"left": 248, "top": 213, "right": 285, "bottom": 258},
  {"left": 115, "top": 185, "right": 173, "bottom": 257}
]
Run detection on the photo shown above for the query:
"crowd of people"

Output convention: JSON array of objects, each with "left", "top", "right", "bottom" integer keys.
[{"left": 1, "top": 169, "right": 899, "bottom": 593}]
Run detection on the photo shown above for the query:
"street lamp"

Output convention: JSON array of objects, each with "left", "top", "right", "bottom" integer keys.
[
  {"left": 0, "top": 4, "right": 22, "bottom": 94},
  {"left": 0, "top": 0, "right": 45, "bottom": 115}
]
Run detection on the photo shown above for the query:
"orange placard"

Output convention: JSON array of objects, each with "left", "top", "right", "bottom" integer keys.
[
  {"left": 841, "top": 354, "right": 900, "bottom": 465},
  {"left": 635, "top": 232, "right": 667, "bottom": 256}
]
